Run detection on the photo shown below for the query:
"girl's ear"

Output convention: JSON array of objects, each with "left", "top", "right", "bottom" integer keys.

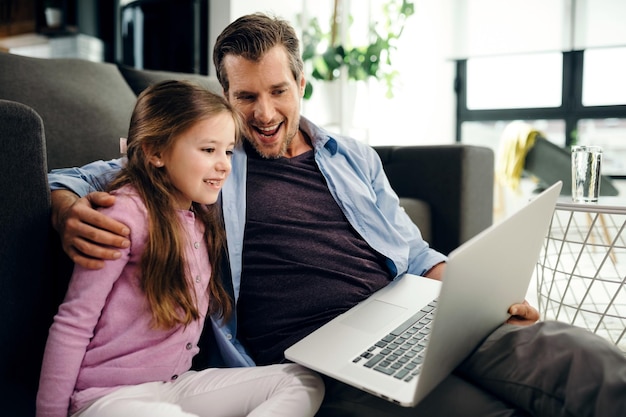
[
  {"left": 150, "top": 156, "right": 164, "bottom": 167},
  {"left": 144, "top": 144, "right": 164, "bottom": 167}
]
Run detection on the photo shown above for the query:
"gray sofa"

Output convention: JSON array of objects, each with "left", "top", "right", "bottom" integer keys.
[{"left": 0, "top": 51, "right": 494, "bottom": 417}]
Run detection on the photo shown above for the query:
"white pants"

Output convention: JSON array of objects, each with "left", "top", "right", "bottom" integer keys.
[{"left": 73, "top": 363, "right": 324, "bottom": 417}]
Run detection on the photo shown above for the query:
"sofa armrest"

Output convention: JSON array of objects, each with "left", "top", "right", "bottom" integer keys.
[
  {"left": 0, "top": 99, "right": 54, "bottom": 417},
  {"left": 374, "top": 144, "right": 494, "bottom": 255}
]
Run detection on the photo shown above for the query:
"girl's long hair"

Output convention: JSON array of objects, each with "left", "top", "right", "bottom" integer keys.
[{"left": 108, "top": 80, "right": 242, "bottom": 329}]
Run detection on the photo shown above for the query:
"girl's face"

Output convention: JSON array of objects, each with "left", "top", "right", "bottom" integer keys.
[{"left": 155, "top": 113, "right": 235, "bottom": 210}]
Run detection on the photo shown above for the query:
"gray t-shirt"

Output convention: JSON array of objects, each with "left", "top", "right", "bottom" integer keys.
[{"left": 237, "top": 143, "right": 392, "bottom": 365}]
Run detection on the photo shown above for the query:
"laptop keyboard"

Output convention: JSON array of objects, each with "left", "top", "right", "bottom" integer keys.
[{"left": 352, "top": 299, "right": 438, "bottom": 382}]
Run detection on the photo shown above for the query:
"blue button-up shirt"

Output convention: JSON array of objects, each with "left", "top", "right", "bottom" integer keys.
[{"left": 49, "top": 116, "right": 447, "bottom": 368}]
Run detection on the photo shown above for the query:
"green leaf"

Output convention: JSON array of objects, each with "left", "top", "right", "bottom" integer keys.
[
  {"left": 304, "top": 81, "right": 313, "bottom": 100},
  {"left": 301, "top": 0, "right": 415, "bottom": 99}
]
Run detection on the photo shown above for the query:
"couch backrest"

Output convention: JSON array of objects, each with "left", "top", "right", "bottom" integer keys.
[
  {"left": 116, "top": 64, "right": 223, "bottom": 96},
  {"left": 375, "top": 145, "right": 494, "bottom": 255},
  {"left": 0, "top": 52, "right": 137, "bottom": 170},
  {"left": 0, "top": 52, "right": 225, "bottom": 172}
]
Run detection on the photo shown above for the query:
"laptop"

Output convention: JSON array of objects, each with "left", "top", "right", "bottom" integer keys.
[{"left": 285, "top": 181, "right": 562, "bottom": 407}]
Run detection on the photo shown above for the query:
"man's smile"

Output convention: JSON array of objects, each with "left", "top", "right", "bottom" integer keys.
[{"left": 254, "top": 122, "right": 282, "bottom": 137}]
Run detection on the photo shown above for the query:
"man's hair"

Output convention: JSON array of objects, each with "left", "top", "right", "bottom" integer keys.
[{"left": 213, "top": 13, "right": 304, "bottom": 93}]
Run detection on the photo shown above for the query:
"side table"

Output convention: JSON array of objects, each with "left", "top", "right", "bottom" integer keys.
[{"left": 535, "top": 197, "right": 626, "bottom": 354}]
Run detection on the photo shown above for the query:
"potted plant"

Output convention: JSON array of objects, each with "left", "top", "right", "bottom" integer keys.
[{"left": 301, "top": 0, "right": 415, "bottom": 99}]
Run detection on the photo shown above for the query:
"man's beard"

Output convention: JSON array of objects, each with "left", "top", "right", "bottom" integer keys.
[
  {"left": 244, "top": 119, "right": 299, "bottom": 159},
  {"left": 246, "top": 134, "right": 292, "bottom": 159}
]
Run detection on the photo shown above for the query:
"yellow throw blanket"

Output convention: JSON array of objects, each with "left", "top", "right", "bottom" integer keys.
[{"left": 496, "top": 121, "right": 542, "bottom": 192}]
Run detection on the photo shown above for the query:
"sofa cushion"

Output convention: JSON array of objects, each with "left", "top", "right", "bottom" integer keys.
[
  {"left": 0, "top": 52, "right": 137, "bottom": 170},
  {"left": 117, "top": 64, "right": 223, "bottom": 96},
  {"left": 399, "top": 197, "right": 431, "bottom": 243}
]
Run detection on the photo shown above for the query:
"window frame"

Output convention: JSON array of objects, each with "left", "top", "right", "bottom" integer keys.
[{"left": 455, "top": 50, "right": 626, "bottom": 178}]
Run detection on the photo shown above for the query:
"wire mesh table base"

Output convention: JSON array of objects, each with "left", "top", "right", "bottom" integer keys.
[{"left": 535, "top": 198, "right": 626, "bottom": 354}]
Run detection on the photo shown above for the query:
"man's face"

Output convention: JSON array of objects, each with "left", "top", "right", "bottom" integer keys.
[{"left": 222, "top": 46, "right": 306, "bottom": 159}]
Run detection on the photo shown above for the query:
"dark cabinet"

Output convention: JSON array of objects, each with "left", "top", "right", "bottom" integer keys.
[{"left": 120, "top": 0, "right": 209, "bottom": 74}]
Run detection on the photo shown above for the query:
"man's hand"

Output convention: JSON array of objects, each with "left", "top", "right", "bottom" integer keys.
[
  {"left": 422, "top": 262, "right": 539, "bottom": 325},
  {"left": 507, "top": 300, "right": 540, "bottom": 326},
  {"left": 424, "top": 262, "right": 446, "bottom": 280},
  {"left": 51, "top": 190, "right": 130, "bottom": 269}
]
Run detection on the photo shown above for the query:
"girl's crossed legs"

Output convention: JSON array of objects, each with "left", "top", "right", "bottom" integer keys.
[{"left": 74, "top": 363, "right": 324, "bottom": 417}]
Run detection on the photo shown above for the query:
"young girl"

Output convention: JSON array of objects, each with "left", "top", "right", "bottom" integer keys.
[{"left": 36, "top": 80, "right": 324, "bottom": 417}]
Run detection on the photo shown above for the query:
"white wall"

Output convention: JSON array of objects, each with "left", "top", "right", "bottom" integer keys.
[
  {"left": 366, "top": 0, "right": 455, "bottom": 146},
  {"left": 300, "top": 0, "right": 457, "bottom": 147},
  {"left": 210, "top": 0, "right": 304, "bottom": 59}
]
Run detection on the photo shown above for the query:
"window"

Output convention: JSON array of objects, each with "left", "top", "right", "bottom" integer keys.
[
  {"left": 582, "top": 47, "right": 626, "bottom": 106},
  {"left": 456, "top": 48, "right": 626, "bottom": 177},
  {"left": 466, "top": 53, "right": 563, "bottom": 110}
]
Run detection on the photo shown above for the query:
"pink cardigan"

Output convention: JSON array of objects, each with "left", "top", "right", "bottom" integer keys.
[{"left": 36, "top": 186, "right": 212, "bottom": 417}]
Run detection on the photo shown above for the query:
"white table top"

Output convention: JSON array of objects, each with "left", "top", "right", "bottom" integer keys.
[{"left": 556, "top": 196, "right": 626, "bottom": 214}]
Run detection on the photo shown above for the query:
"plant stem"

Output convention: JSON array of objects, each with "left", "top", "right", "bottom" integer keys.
[{"left": 330, "top": 0, "right": 340, "bottom": 47}]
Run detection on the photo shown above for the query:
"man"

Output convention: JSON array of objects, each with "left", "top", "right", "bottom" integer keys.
[{"left": 49, "top": 13, "right": 625, "bottom": 417}]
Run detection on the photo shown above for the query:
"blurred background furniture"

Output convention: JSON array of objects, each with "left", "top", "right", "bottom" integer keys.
[
  {"left": 536, "top": 198, "right": 626, "bottom": 354},
  {"left": 495, "top": 120, "right": 619, "bottom": 198},
  {"left": 494, "top": 121, "right": 620, "bottom": 223},
  {"left": 524, "top": 136, "right": 619, "bottom": 197}
]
